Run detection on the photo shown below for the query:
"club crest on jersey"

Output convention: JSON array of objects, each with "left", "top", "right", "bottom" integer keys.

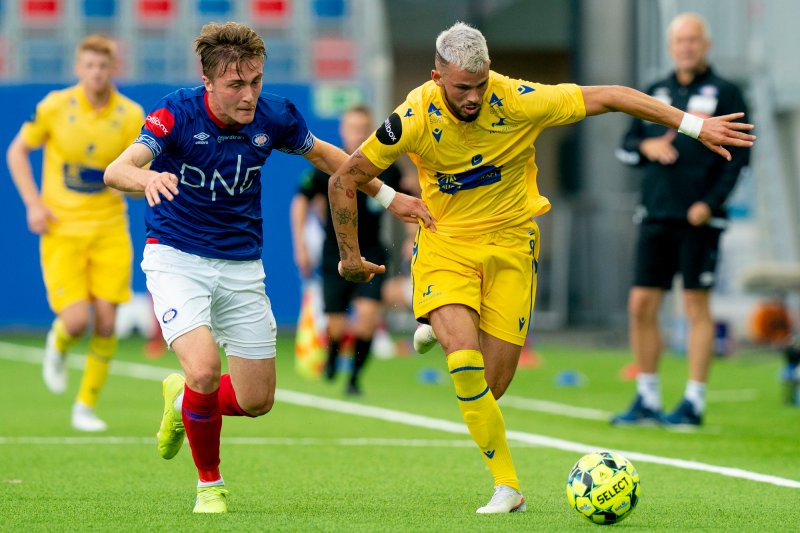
[
  {"left": 162, "top": 308, "right": 178, "bottom": 324},
  {"left": 251, "top": 132, "right": 270, "bottom": 147}
]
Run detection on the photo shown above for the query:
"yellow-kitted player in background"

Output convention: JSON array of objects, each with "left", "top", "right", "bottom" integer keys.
[{"left": 6, "top": 34, "right": 144, "bottom": 431}]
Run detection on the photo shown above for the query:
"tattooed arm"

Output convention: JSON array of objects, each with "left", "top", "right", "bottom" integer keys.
[{"left": 327, "top": 149, "right": 387, "bottom": 282}]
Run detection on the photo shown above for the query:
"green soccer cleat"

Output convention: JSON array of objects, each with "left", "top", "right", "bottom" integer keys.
[
  {"left": 156, "top": 373, "right": 186, "bottom": 459},
  {"left": 194, "top": 485, "right": 228, "bottom": 514}
]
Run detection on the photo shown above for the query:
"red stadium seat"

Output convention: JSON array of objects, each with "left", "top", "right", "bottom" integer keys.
[
  {"left": 312, "top": 37, "right": 354, "bottom": 79},
  {"left": 137, "top": 0, "right": 175, "bottom": 20},
  {"left": 22, "top": 0, "right": 62, "bottom": 20},
  {"left": 251, "top": 0, "right": 290, "bottom": 24}
]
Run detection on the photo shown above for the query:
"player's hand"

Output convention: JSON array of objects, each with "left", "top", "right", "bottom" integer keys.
[
  {"left": 387, "top": 192, "right": 437, "bottom": 231},
  {"left": 145, "top": 172, "right": 180, "bottom": 207},
  {"left": 640, "top": 131, "right": 678, "bottom": 165},
  {"left": 687, "top": 201, "right": 712, "bottom": 226},
  {"left": 338, "top": 257, "right": 386, "bottom": 283},
  {"left": 26, "top": 201, "right": 56, "bottom": 235},
  {"left": 697, "top": 112, "right": 755, "bottom": 161}
]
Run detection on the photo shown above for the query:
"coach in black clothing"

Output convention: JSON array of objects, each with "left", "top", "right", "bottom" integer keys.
[
  {"left": 290, "top": 105, "right": 403, "bottom": 396},
  {"left": 612, "top": 12, "right": 750, "bottom": 427}
]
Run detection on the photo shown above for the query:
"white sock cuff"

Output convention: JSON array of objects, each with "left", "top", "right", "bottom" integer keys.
[{"left": 197, "top": 477, "right": 224, "bottom": 488}]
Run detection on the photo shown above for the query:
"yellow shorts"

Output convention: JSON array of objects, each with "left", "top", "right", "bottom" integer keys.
[
  {"left": 40, "top": 225, "right": 133, "bottom": 313},
  {"left": 411, "top": 221, "right": 540, "bottom": 346}
]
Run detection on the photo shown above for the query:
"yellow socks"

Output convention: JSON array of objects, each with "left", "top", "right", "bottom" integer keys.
[
  {"left": 77, "top": 335, "right": 116, "bottom": 408},
  {"left": 52, "top": 318, "right": 80, "bottom": 354},
  {"left": 447, "top": 349, "right": 519, "bottom": 490}
]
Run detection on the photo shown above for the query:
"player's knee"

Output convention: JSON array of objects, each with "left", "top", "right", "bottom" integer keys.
[
  {"left": 242, "top": 394, "right": 274, "bottom": 417},
  {"left": 186, "top": 370, "right": 221, "bottom": 394}
]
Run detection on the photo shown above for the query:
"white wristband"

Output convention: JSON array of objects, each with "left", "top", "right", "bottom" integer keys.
[
  {"left": 678, "top": 113, "right": 703, "bottom": 139},
  {"left": 374, "top": 184, "right": 396, "bottom": 209}
]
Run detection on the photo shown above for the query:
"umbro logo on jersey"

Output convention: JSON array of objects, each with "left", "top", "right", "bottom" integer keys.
[
  {"left": 193, "top": 132, "right": 210, "bottom": 144},
  {"left": 517, "top": 85, "right": 535, "bottom": 95}
]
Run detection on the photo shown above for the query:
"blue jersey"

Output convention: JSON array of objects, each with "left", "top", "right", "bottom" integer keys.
[{"left": 135, "top": 86, "right": 314, "bottom": 260}]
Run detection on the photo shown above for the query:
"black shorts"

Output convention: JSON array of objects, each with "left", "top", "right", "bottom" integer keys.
[
  {"left": 633, "top": 222, "right": 722, "bottom": 290},
  {"left": 320, "top": 247, "right": 386, "bottom": 314}
]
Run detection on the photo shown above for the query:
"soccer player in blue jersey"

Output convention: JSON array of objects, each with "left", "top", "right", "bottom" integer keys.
[
  {"left": 328, "top": 22, "right": 755, "bottom": 514},
  {"left": 104, "top": 22, "right": 431, "bottom": 514}
]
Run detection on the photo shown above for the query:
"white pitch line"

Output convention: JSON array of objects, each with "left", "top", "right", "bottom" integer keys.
[
  {"left": 1, "top": 341, "right": 798, "bottom": 489},
  {"left": 500, "top": 395, "right": 610, "bottom": 420}
]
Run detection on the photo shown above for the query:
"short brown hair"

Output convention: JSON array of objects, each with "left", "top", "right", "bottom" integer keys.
[
  {"left": 76, "top": 34, "right": 117, "bottom": 62},
  {"left": 194, "top": 22, "right": 267, "bottom": 80}
]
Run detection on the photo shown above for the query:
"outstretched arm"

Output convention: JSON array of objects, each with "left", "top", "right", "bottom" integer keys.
[
  {"left": 582, "top": 85, "right": 755, "bottom": 160},
  {"left": 304, "top": 137, "right": 433, "bottom": 225}
]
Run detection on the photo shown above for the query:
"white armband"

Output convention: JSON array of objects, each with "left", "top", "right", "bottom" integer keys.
[
  {"left": 374, "top": 184, "right": 396, "bottom": 209},
  {"left": 678, "top": 113, "right": 704, "bottom": 139}
]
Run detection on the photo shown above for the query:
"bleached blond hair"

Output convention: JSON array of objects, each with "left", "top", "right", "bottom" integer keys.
[{"left": 434, "top": 22, "right": 490, "bottom": 73}]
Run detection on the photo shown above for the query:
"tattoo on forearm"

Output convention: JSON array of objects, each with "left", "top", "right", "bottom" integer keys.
[
  {"left": 334, "top": 208, "right": 353, "bottom": 226},
  {"left": 337, "top": 236, "right": 355, "bottom": 260}
]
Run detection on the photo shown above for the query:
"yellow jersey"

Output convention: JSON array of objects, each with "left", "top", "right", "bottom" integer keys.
[
  {"left": 361, "top": 71, "right": 586, "bottom": 236},
  {"left": 21, "top": 84, "right": 144, "bottom": 235}
]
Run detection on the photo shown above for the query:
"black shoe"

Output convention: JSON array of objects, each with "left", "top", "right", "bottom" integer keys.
[
  {"left": 661, "top": 399, "right": 702, "bottom": 427},
  {"left": 610, "top": 394, "right": 662, "bottom": 426},
  {"left": 345, "top": 383, "right": 362, "bottom": 396}
]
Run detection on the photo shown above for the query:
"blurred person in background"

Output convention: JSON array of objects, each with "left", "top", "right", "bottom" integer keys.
[
  {"left": 290, "top": 105, "right": 405, "bottom": 396},
  {"left": 612, "top": 12, "right": 750, "bottom": 428},
  {"left": 103, "top": 22, "right": 431, "bottom": 514},
  {"left": 328, "top": 21, "right": 754, "bottom": 514},
  {"left": 6, "top": 35, "right": 145, "bottom": 432}
]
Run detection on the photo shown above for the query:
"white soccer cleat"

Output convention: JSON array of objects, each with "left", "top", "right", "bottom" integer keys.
[
  {"left": 476, "top": 485, "right": 527, "bottom": 514},
  {"left": 413, "top": 324, "right": 438, "bottom": 354},
  {"left": 42, "top": 329, "right": 67, "bottom": 394},
  {"left": 72, "top": 402, "right": 108, "bottom": 432}
]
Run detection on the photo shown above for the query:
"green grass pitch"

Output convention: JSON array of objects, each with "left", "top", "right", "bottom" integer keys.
[{"left": 0, "top": 332, "right": 798, "bottom": 531}]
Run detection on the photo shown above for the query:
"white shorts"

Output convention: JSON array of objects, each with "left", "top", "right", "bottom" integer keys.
[{"left": 141, "top": 244, "right": 277, "bottom": 359}]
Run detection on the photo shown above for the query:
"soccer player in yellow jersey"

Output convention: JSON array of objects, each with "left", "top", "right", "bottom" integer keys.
[
  {"left": 6, "top": 35, "right": 145, "bottom": 432},
  {"left": 328, "top": 22, "right": 754, "bottom": 513}
]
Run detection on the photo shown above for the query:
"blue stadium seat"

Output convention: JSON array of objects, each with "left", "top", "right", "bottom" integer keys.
[
  {"left": 26, "top": 37, "right": 65, "bottom": 80},
  {"left": 263, "top": 38, "right": 297, "bottom": 81},
  {"left": 313, "top": 0, "right": 345, "bottom": 18},
  {"left": 83, "top": 0, "right": 116, "bottom": 17},
  {"left": 138, "top": 37, "right": 185, "bottom": 79},
  {"left": 197, "top": 0, "right": 231, "bottom": 16}
]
